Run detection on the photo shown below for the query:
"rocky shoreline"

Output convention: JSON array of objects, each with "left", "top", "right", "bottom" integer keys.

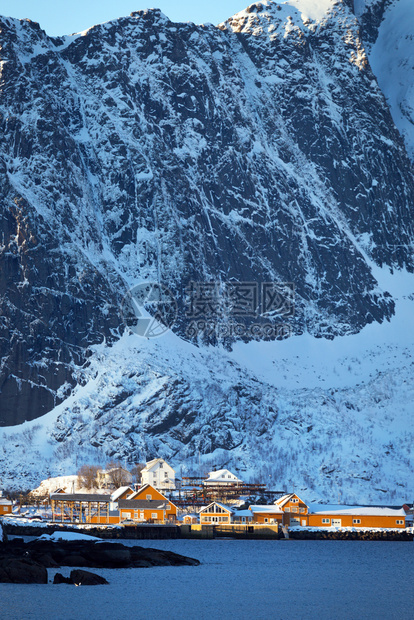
[
  {"left": 288, "top": 528, "right": 413, "bottom": 541},
  {"left": 0, "top": 535, "right": 200, "bottom": 584}
]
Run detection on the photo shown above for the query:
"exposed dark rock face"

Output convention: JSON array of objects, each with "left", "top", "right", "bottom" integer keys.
[
  {"left": 0, "top": 555, "right": 48, "bottom": 583},
  {"left": 354, "top": 0, "right": 392, "bottom": 47},
  {"left": 0, "top": 537, "right": 200, "bottom": 569},
  {"left": 54, "top": 569, "right": 109, "bottom": 585},
  {"left": 1, "top": 1, "right": 414, "bottom": 425}
]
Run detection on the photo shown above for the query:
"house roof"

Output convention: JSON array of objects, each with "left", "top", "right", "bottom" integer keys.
[
  {"left": 205, "top": 469, "right": 243, "bottom": 483},
  {"left": 308, "top": 504, "right": 406, "bottom": 517},
  {"left": 127, "top": 484, "right": 177, "bottom": 507},
  {"left": 129, "top": 483, "right": 161, "bottom": 499},
  {"left": 249, "top": 505, "right": 283, "bottom": 514},
  {"left": 200, "top": 501, "right": 234, "bottom": 514},
  {"left": 142, "top": 458, "right": 175, "bottom": 473},
  {"left": 118, "top": 499, "right": 170, "bottom": 510},
  {"left": 274, "top": 493, "right": 306, "bottom": 507},
  {"left": 111, "top": 486, "right": 134, "bottom": 502},
  {"left": 0, "top": 498, "right": 12, "bottom": 505},
  {"left": 50, "top": 493, "right": 111, "bottom": 502},
  {"left": 233, "top": 510, "right": 253, "bottom": 518}
]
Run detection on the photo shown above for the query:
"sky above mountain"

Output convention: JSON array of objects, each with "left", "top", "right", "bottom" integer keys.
[{"left": 0, "top": 0, "right": 246, "bottom": 35}]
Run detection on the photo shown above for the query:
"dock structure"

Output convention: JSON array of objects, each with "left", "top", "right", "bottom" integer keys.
[{"left": 50, "top": 493, "right": 112, "bottom": 524}]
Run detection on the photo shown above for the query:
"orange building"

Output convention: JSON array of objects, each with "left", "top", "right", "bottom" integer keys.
[
  {"left": 274, "top": 493, "right": 309, "bottom": 527},
  {"left": 306, "top": 506, "right": 406, "bottom": 529},
  {"left": 0, "top": 496, "right": 12, "bottom": 516},
  {"left": 249, "top": 505, "right": 284, "bottom": 524},
  {"left": 118, "top": 484, "right": 177, "bottom": 523},
  {"left": 233, "top": 505, "right": 283, "bottom": 524},
  {"left": 274, "top": 493, "right": 406, "bottom": 529}
]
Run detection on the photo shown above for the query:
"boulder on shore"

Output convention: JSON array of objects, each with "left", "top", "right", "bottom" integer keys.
[
  {"left": 53, "top": 569, "right": 108, "bottom": 585},
  {"left": 0, "top": 556, "right": 47, "bottom": 583},
  {"left": 0, "top": 537, "right": 200, "bottom": 573}
]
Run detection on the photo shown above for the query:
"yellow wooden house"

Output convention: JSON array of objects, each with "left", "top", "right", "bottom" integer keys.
[{"left": 199, "top": 501, "right": 233, "bottom": 524}]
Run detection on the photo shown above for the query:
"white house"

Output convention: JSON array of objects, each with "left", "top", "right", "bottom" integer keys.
[
  {"left": 204, "top": 469, "right": 243, "bottom": 486},
  {"left": 140, "top": 458, "right": 175, "bottom": 491}
]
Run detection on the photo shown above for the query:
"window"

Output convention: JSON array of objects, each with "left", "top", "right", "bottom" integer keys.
[
  {"left": 322, "top": 518, "right": 330, "bottom": 524},
  {"left": 151, "top": 513, "right": 157, "bottom": 519},
  {"left": 285, "top": 507, "right": 290, "bottom": 512},
  {"left": 264, "top": 518, "right": 268, "bottom": 523},
  {"left": 299, "top": 507, "right": 305, "bottom": 513},
  {"left": 396, "top": 520, "right": 404, "bottom": 525},
  {"left": 291, "top": 507, "right": 298, "bottom": 513},
  {"left": 146, "top": 494, "right": 152, "bottom": 500},
  {"left": 166, "top": 505, "right": 171, "bottom": 511},
  {"left": 122, "top": 512, "right": 132, "bottom": 519},
  {"left": 164, "top": 471, "right": 168, "bottom": 478},
  {"left": 159, "top": 463, "right": 163, "bottom": 468},
  {"left": 291, "top": 498, "right": 299, "bottom": 503},
  {"left": 353, "top": 519, "right": 361, "bottom": 524}
]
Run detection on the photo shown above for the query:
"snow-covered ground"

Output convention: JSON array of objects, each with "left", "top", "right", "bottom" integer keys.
[
  {"left": 229, "top": 265, "right": 414, "bottom": 389},
  {"left": 361, "top": 0, "right": 414, "bottom": 159},
  {"left": 0, "top": 266, "right": 413, "bottom": 504}
]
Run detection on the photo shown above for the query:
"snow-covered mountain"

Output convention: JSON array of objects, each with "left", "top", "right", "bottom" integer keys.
[{"left": 0, "top": 1, "right": 413, "bottom": 502}]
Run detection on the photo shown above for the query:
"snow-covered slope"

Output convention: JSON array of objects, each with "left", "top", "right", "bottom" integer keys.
[
  {"left": 366, "top": 0, "right": 414, "bottom": 159},
  {"left": 1, "top": 262, "right": 413, "bottom": 503},
  {"left": 0, "top": 1, "right": 414, "bottom": 502}
]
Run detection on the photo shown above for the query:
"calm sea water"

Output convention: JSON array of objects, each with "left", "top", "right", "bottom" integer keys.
[{"left": 2, "top": 538, "right": 413, "bottom": 619}]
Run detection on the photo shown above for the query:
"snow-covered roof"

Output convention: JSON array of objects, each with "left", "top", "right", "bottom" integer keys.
[
  {"left": 205, "top": 469, "right": 243, "bottom": 482},
  {"left": 249, "top": 505, "right": 283, "bottom": 514},
  {"left": 0, "top": 497, "right": 12, "bottom": 505},
  {"left": 274, "top": 493, "right": 295, "bottom": 506},
  {"left": 142, "top": 458, "right": 175, "bottom": 473},
  {"left": 308, "top": 504, "right": 406, "bottom": 517},
  {"left": 200, "top": 501, "right": 234, "bottom": 513},
  {"left": 233, "top": 510, "right": 253, "bottom": 517},
  {"left": 111, "top": 486, "right": 133, "bottom": 502}
]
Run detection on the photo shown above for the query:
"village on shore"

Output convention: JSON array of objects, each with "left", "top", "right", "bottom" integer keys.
[{"left": 1, "top": 458, "right": 412, "bottom": 535}]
